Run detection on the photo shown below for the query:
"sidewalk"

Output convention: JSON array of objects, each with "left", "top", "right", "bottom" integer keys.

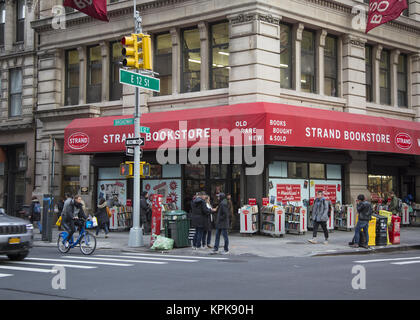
[{"left": 33, "top": 227, "right": 420, "bottom": 258}]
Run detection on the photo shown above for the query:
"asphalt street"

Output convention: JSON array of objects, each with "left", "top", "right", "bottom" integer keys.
[{"left": 0, "top": 247, "right": 419, "bottom": 300}]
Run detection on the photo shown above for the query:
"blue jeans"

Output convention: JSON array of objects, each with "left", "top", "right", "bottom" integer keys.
[
  {"left": 36, "top": 221, "right": 42, "bottom": 233},
  {"left": 202, "top": 230, "right": 211, "bottom": 246},
  {"left": 193, "top": 227, "right": 204, "bottom": 248},
  {"left": 354, "top": 220, "right": 369, "bottom": 246},
  {"left": 214, "top": 229, "right": 229, "bottom": 252}
]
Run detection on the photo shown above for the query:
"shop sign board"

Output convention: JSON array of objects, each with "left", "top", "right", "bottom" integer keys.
[
  {"left": 276, "top": 184, "right": 301, "bottom": 203},
  {"left": 315, "top": 184, "right": 337, "bottom": 203},
  {"left": 248, "top": 198, "right": 257, "bottom": 205},
  {"left": 120, "top": 69, "right": 160, "bottom": 92}
]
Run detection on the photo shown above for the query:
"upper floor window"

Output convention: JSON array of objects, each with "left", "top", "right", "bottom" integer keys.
[
  {"left": 87, "top": 45, "right": 102, "bottom": 103},
  {"left": 209, "top": 21, "right": 229, "bottom": 90},
  {"left": 110, "top": 41, "right": 123, "bottom": 101},
  {"left": 16, "top": 0, "right": 25, "bottom": 42},
  {"left": 324, "top": 35, "right": 337, "bottom": 97},
  {"left": 301, "top": 30, "right": 316, "bottom": 93},
  {"left": 65, "top": 49, "right": 79, "bottom": 106},
  {"left": 9, "top": 68, "right": 22, "bottom": 117},
  {"left": 0, "top": 1, "right": 5, "bottom": 46},
  {"left": 365, "top": 45, "right": 373, "bottom": 102},
  {"left": 397, "top": 54, "right": 407, "bottom": 108},
  {"left": 280, "top": 23, "right": 293, "bottom": 89},
  {"left": 379, "top": 49, "right": 390, "bottom": 105},
  {"left": 181, "top": 27, "right": 200, "bottom": 93},
  {"left": 154, "top": 33, "right": 172, "bottom": 96}
]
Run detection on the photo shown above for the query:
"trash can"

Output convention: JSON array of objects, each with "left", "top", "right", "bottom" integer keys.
[
  {"left": 163, "top": 210, "right": 190, "bottom": 248},
  {"left": 378, "top": 210, "right": 392, "bottom": 245},
  {"left": 368, "top": 216, "right": 377, "bottom": 247},
  {"left": 390, "top": 215, "right": 401, "bottom": 245},
  {"left": 374, "top": 214, "right": 388, "bottom": 246}
]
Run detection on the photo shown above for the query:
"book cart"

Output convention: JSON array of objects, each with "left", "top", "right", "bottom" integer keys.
[
  {"left": 401, "top": 203, "right": 410, "bottom": 226},
  {"left": 307, "top": 204, "right": 334, "bottom": 232},
  {"left": 284, "top": 205, "right": 307, "bottom": 235},
  {"left": 334, "top": 204, "right": 355, "bottom": 231},
  {"left": 109, "top": 205, "right": 133, "bottom": 231},
  {"left": 239, "top": 205, "right": 259, "bottom": 234},
  {"left": 260, "top": 205, "right": 286, "bottom": 237}
]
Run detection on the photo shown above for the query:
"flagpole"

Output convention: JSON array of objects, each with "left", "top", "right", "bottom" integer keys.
[{"left": 128, "top": 0, "right": 144, "bottom": 247}]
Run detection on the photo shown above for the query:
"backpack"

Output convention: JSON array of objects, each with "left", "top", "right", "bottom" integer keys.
[{"left": 33, "top": 203, "right": 41, "bottom": 214}]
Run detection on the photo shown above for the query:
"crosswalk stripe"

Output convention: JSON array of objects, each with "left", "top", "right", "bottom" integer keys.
[
  {"left": 62, "top": 256, "right": 168, "bottom": 265},
  {"left": 0, "top": 273, "right": 13, "bottom": 278},
  {"left": 25, "top": 257, "right": 133, "bottom": 267},
  {"left": 391, "top": 260, "right": 420, "bottom": 265},
  {"left": 122, "top": 252, "right": 229, "bottom": 260},
  {"left": 0, "top": 265, "right": 55, "bottom": 273},
  {"left": 95, "top": 254, "right": 198, "bottom": 263},
  {"left": 354, "top": 256, "right": 420, "bottom": 264},
  {"left": 8, "top": 261, "right": 96, "bottom": 269}
]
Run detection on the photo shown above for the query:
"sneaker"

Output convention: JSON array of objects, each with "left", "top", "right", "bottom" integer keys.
[
  {"left": 192, "top": 246, "right": 197, "bottom": 250},
  {"left": 350, "top": 244, "right": 359, "bottom": 248},
  {"left": 308, "top": 238, "right": 318, "bottom": 244},
  {"left": 221, "top": 250, "right": 229, "bottom": 255},
  {"left": 212, "top": 249, "right": 218, "bottom": 254},
  {"left": 323, "top": 240, "right": 328, "bottom": 245},
  {"left": 207, "top": 245, "right": 213, "bottom": 249}
]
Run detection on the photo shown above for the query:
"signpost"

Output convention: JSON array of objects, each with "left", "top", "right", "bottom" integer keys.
[{"left": 120, "top": 69, "right": 160, "bottom": 92}]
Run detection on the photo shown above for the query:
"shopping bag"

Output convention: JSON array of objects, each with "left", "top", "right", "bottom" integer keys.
[
  {"left": 106, "top": 207, "right": 112, "bottom": 218},
  {"left": 150, "top": 235, "right": 174, "bottom": 250},
  {"left": 92, "top": 216, "right": 98, "bottom": 227},
  {"left": 55, "top": 216, "right": 62, "bottom": 227}
]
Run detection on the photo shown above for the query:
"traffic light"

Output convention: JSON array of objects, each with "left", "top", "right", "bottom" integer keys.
[
  {"left": 121, "top": 33, "right": 152, "bottom": 70},
  {"left": 120, "top": 162, "right": 133, "bottom": 177},
  {"left": 140, "top": 162, "right": 150, "bottom": 178},
  {"left": 138, "top": 34, "right": 152, "bottom": 70}
]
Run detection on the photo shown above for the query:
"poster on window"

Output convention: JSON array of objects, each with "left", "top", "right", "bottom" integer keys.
[
  {"left": 97, "top": 180, "right": 127, "bottom": 206},
  {"left": 309, "top": 180, "right": 342, "bottom": 205},
  {"left": 276, "top": 184, "right": 301, "bottom": 203},
  {"left": 268, "top": 179, "right": 309, "bottom": 207},
  {"left": 143, "top": 179, "right": 182, "bottom": 209}
]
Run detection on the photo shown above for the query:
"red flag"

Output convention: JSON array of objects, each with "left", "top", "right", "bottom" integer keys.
[
  {"left": 63, "top": 0, "right": 109, "bottom": 22},
  {"left": 366, "top": 0, "right": 407, "bottom": 33}
]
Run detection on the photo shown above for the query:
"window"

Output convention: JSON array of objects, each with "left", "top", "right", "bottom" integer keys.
[
  {"left": 288, "top": 162, "right": 308, "bottom": 179},
  {"left": 280, "top": 23, "right": 293, "bottom": 89},
  {"left": 185, "top": 164, "right": 205, "bottom": 179},
  {"left": 110, "top": 41, "right": 123, "bottom": 101},
  {"left": 210, "top": 21, "right": 229, "bottom": 90},
  {"left": 397, "top": 54, "right": 407, "bottom": 108},
  {"left": 0, "top": 1, "right": 5, "bottom": 46},
  {"left": 62, "top": 166, "right": 80, "bottom": 197},
  {"left": 309, "top": 163, "right": 325, "bottom": 179},
  {"left": 324, "top": 35, "right": 337, "bottom": 97},
  {"left": 301, "top": 30, "right": 316, "bottom": 93},
  {"left": 365, "top": 45, "right": 373, "bottom": 102},
  {"left": 379, "top": 49, "right": 390, "bottom": 105},
  {"left": 87, "top": 45, "right": 102, "bottom": 103},
  {"left": 181, "top": 27, "right": 200, "bottom": 93},
  {"left": 9, "top": 68, "right": 22, "bottom": 117},
  {"left": 154, "top": 33, "right": 172, "bottom": 96},
  {"left": 368, "top": 175, "right": 394, "bottom": 196},
  {"left": 16, "top": 0, "right": 25, "bottom": 42},
  {"left": 65, "top": 49, "right": 79, "bottom": 106},
  {"left": 210, "top": 164, "right": 227, "bottom": 179}
]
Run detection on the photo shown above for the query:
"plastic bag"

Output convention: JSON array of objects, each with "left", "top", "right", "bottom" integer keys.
[
  {"left": 92, "top": 216, "right": 98, "bottom": 227},
  {"left": 150, "top": 235, "right": 174, "bottom": 250},
  {"left": 55, "top": 216, "right": 62, "bottom": 227}
]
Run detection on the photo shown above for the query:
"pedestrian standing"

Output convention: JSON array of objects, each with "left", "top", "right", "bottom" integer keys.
[
  {"left": 388, "top": 191, "right": 400, "bottom": 215},
  {"left": 29, "top": 196, "right": 42, "bottom": 233},
  {"left": 202, "top": 196, "right": 215, "bottom": 249},
  {"left": 95, "top": 198, "right": 110, "bottom": 238},
  {"left": 213, "top": 193, "right": 230, "bottom": 254},
  {"left": 350, "top": 194, "right": 372, "bottom": 249},
  {"left": 191, "top": 191, "right": 212, "bottom": 250},
  {"left": 140, "top": 191, "right": 152, "bottom": 234},
  {"left": 226, "top": 194, "right": 234, "bottom": 231},
  {"left": 308, "top": 190, "right": 330, "bottom": 245}
]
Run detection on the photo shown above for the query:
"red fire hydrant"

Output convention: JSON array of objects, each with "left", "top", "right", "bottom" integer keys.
[{"left": 389, "top": 215, "right": 401, "bottom": 245}]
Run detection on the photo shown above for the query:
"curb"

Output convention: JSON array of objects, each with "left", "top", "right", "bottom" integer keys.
[{"left": 311, "top": 244, "right": 420, "bottom": 257}]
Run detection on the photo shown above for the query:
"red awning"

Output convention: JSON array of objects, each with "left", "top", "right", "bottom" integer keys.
[{"left": 64, "top": 102, "right": 420, "bottom": 155}]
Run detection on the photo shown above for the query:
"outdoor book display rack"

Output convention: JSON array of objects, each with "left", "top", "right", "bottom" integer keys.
[
  {"left": 334, "top": 204, "right": 355, "bottom": 231},
  {"left": 260, "top": 205, "right": 285, "bottom": 237},
  {"left": 239, "top": 205, "right": 259, "bottom": 235},
  {"left": 284, "top": 205, "right": 307, "bottom": 235},
  {"left": 109, "top": 205, "right": 133, "bottom": 231}
]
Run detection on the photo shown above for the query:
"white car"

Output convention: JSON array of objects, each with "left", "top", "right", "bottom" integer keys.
[{"left": 0, "top": 208, "right": 34, "bottom": 260}]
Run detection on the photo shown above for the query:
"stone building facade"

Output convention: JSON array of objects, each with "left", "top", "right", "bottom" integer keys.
[{"left": 29, "top": 0, "right": 420, "bottom": 215}]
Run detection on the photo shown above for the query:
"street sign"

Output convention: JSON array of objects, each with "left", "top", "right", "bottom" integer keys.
[
  {"left": 125, "top": 137, "right": 145, "bottom": 146},
  {"left": 120, "top": 68, "right": 160, "bottom": 92},
  {"left": 114, "top": 118, "right": 134, "bottom": 126},
  {"left": 140, "top": 126, "right": 150, "bottom": 134},
  {"left": 126, "top": 147, "right": 142, "bottom": 157}
]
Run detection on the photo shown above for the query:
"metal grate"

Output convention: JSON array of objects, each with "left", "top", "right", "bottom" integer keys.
[{"left": 0, "top": 225, "right": 27, "bottom": 235}]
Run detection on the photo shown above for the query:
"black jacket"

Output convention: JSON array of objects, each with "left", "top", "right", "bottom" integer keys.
[
  {"left": 357, "top": 201, "right": 372, "bottom": 221},
  {"left": 215, "top": 199, "right": 230, "bottom": 230},
  {"left": 191, "top": 197, "right": 211, "bottom": 228},
  {"left": 95, "top": 203, "right": 109, "bottom": 225},
  {"left": 62, "top": 200, "right": 87, "bottom": 222},
  {"left": 30, "top": 200, "right": 41, "bottom": 222},
  {"left": 140, "top": 196, "right": 152, "bottom": 221}
]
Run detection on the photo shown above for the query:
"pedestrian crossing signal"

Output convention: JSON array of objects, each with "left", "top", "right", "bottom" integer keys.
[
  {"left": 140, "top": 162, "right": 150, "bottom": 178},
  {"left": 120, "top": 163, "right": 133, "bottom": 177}
]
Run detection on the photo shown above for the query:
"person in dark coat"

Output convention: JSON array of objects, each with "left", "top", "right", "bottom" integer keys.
[
  {"left": 191, "top": 191, "right": 212, "bottom": 249},
  {"left": 140, "top": 191, "right": 152, "bottom": 234},
  {"left": 202, "top": 196, "right": 216, "bottom": 249},
  {"left": 95, "top": 198, "right": 110, "bottom": 238},
  {"left": 61, "top": 195, "right": 87, "bottom": 247},
  {"left": 29, "top": 196, "right": 42, "bottom": 233},
  {"left": 212, "top": 193, "right": 230, "bottom": 254},
  {"left": 350, "top": 194, "right": 372, "bottom": 249}
]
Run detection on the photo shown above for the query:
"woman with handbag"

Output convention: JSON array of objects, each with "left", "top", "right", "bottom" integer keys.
[{"left": 95, "top": 198, "right": 110, "bottom": 238}]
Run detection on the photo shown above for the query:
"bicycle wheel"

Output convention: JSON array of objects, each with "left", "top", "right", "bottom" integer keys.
[
  {"left": 80, "top": 232, "right": 96, "bottom": 255},
  {"left": 57, "top": 234, "right": 70, "bottom": 254}
]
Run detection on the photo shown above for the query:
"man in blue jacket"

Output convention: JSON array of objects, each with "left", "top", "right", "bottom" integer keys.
[{"left": 351, "top": 194, "right": 372, "bottom": 249}]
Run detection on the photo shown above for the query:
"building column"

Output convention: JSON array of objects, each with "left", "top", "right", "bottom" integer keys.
[
  {"left": 372, "top": 45, "right": 383, "bottom": 105},
  {"left": 390, "top": 49, "right": 400, "bottom": 108},
  {"left": 344, "top": 151, "right": 369, "bottom": 208},
  {"left": 342, "top": 35, "right": 367, "bottom": 114},
  {"left": 316, "top": 29, "right": 327, "bottom": 95},
  {"left": 79, "top": 155, "right": 91, "bottom": 213},
  {"left": 100, "top": 41, "right": 110, "bottom": 102},
  {"left": 4, "top": 0, "right": 14, "bottom": 53},
  {"left": 411, "top": 54, "right": 420, "bottom": 121},
  {"left": 170, "top": 28, "right": 180, "bottom": 94},
  {"left": 293, "top": 23, "right": 304, "bottom": 92},
  {"left": 78, "top": 46, "right": 87, "bottom": 105},
  {"left": 227, "top": 12, "right": 281, "bottom": 104},
  {"left": 198, "top": 22, "right": 209, "bottom": 91}
]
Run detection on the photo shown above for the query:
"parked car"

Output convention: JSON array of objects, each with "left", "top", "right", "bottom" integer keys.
[{"left": 0, "top": 208, "right": 34, "bottom": 260}]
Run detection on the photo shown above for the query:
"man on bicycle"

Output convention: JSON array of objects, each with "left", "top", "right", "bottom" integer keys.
[{"left": 61, "top": 195, "right": 87, "bottom": 248}]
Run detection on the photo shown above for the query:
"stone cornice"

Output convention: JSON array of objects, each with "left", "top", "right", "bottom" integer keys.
[
  {"left": 35, "top": 105, "right": 101, "bottom": 122},
  {"left": 230, "top": 12, "right": 282, "bottom": 26}
]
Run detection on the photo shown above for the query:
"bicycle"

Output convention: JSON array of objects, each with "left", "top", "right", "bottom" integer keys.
[{"left": 57, "top": 218, "right": 97, "bottom": 255}]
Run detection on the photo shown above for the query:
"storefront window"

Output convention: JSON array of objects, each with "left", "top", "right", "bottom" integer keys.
[
  {"left": 326, "top": 164, "right": 341, "bottom": 179},
  {"left": 62, "top": 166, "right": 80, "bottom": 197},
  {"left": 232, "top": 164, "right": 241, "bottom": 179},
  {"left": 210, "top": 164, "right": 227, "bottom": 179},
  {"left": 149, "top": 164, "right": 162, "bottom": 179},
  {"left": 368, "top": 175, "right": 394, "bottom": 196},
  {"left": 185, "top": 164, "right": 205, "bottom": 179},
  {"left": 288, "top": 162, "right": 308, "bottom": 179},
  {"left": 269, "top": 161, "right": 287, "bottom": 177},
  {"left": 309, "top": 163, "right": 325, "bottom": 179}
]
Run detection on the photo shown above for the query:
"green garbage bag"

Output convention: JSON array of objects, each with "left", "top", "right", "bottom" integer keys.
[{"left": 151, "top": 234, "right": 174, "bottom": 250}]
